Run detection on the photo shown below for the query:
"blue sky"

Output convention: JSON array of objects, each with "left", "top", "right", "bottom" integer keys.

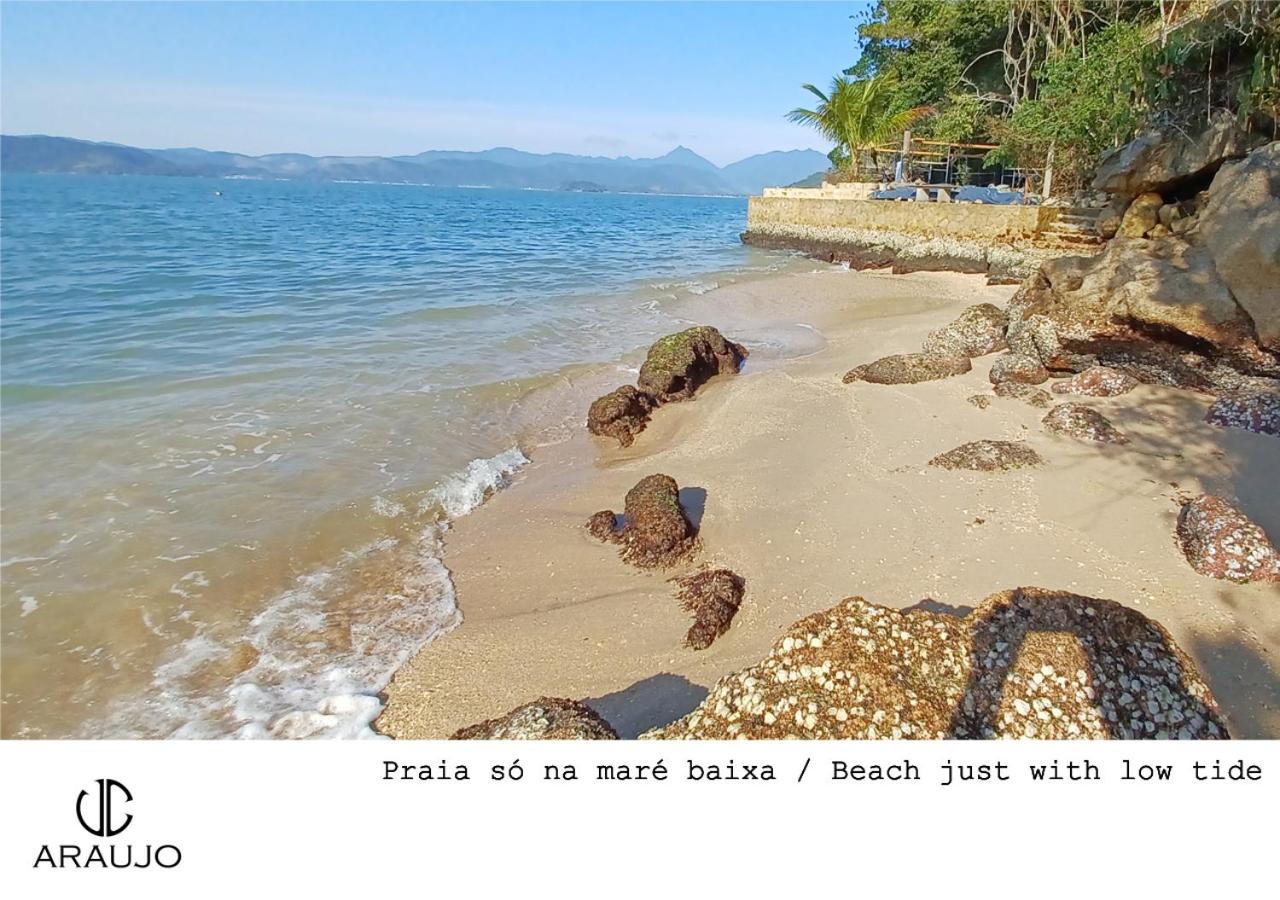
[{"left": 1, "top": 1, "right": 869, "bottom": 165}]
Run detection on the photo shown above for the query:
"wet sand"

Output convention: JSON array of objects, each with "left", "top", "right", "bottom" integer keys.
[{"left": 377, "top": 267, "right": 1280, "bottom": 739}]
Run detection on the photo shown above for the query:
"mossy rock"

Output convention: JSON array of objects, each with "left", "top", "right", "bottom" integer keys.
[
  {"left": 843, "top": 352, "right": 971, "bottom": 385},
  {"left": 636, "top": 326, "right": 748, "bottom": 402}
]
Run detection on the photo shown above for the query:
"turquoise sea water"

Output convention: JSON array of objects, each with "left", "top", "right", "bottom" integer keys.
[{"left": 1, "top": 174, "right": 791, "bottom": 738}]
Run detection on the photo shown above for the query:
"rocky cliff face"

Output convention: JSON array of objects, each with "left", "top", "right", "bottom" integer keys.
[{"left": 1008, "top": 141, "right": 1280, "bottom": 396}]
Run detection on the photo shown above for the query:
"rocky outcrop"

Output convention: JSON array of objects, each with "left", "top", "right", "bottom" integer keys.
[
  {"left": 1092, "top": 110, "right": 1256, "bottom": 199},
  {"left": 928, "top": 440, "right": 1042, "bottom": 472},
  {"left": 843, "top": 352, "right": 971, "bottom": 385},
  {"left": 988, "top": 351, "right": 1050, "bottom": 385},
  {"left": 921, "top": 303, "right": 1008, "bottom": 358},
  {"left": 1198, "top": 142, "right": 1280, "bottom": 352},
  {"left": 1042, "top": 403, "right": 1129, "bottom": 444},
  {"left": 1119, "top": 191, "right": 1164, "bottom": 238},
  {"left": 1205, "top": 390, "right": 1280, "bottom": 437},
  {"left": 588, "top": 474, "right": 697, "bottom": 568},
  {"left": 1176, "top": 494, "right": 1280, "bottom": 584},
  {"left": 451, "top": 697, "right": 618, "bottom": 740},
  {"left": 672, "top": 568, "right": 745, "bottom": 650},
  {"left": 637, "top": 326, "right": 747, "bottom": 403},
  {"left": 992, "top": 382, "right": 1054, "bottom": 407},
  {"left": 586, "top": 385, "right": 655, "bottom": 447},
  {"left": 586, "top": 326, "right": 747, "bottom": 447},
  {"left": 1009, "top": 142, "right": 1280, "bottom": 393},
  {"left": 644, "top": 588, "right": 1227, "bottom": 739},
  {"left": 1051, "top": 366, "right": 1138, "bottom": 397}
]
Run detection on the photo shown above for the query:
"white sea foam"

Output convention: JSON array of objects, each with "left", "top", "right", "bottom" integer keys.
[{"left": 106, "top": 447, "right": 531, "bottom": 740}]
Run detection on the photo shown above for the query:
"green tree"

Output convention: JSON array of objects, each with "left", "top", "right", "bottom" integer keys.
[{"left": 787, "top": 75, "right": 934, "bottom": 176}]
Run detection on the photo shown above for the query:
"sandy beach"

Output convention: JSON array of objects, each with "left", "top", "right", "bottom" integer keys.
[{"left": 377, "top": 266, "right": 1280, "bottom": 740}]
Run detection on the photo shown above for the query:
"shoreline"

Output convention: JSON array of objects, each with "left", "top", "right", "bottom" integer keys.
[{"left": 376, "top": 265, "right": 1280, "bottom": 739}]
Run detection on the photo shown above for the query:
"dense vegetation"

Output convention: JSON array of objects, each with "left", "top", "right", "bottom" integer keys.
[{"left": 794, "top": 0, "right": 1279, "bottom": 192}]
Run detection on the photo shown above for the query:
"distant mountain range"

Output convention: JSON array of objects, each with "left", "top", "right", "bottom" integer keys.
[{"left": 0, "top": 135, "right": 831, "bottom": 196}]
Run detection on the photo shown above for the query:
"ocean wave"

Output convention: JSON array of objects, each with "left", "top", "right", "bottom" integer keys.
[{"left": 94, "top": 447, "right": 529, "bottom": 740}]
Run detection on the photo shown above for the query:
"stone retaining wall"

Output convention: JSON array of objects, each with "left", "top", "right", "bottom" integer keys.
[{"left": 747, "top": 194, "right": 1061, "bottom": 241}]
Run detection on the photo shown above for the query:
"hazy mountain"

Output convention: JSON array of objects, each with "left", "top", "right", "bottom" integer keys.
[
  {"left": 720, "top": 149, "right": 831, "bottom": 194},
  {"left": 1, "top": 134, "right": 828, "bottom": 196}
]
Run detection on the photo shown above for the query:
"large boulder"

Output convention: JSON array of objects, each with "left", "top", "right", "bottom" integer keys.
[
  {"left": 587, "top": 385, "right": 654, "bottom": 447},
  {"left": 588, "top": 473, "right": 697, "bottom": 568},
  {"left": 451, "top": 697, "right": 618, "bottom": 739},
  {"left": 637, "top": 325, "right": 747, "bottom": 402},
  {"left": 1176, "top": 494, "right": 1280, "bottom": 584},
  {"left": 921, "top": 303, "right": 1008, "bottom": 358},
  {"left": 843, "top": 352, "right": 971, "bottom": 385},
  {"left": 1008, "top": 234, "right": 1279, "bottom": 391},
  {"left": 644, "top": 588, "right": 1227, "bottom": 739},
  {"left": 1198, "top": 141, "right": 1280, "bottom": 352},
  {"left": 1092, "top": 110, "right": 1255, "bottom": 199}
]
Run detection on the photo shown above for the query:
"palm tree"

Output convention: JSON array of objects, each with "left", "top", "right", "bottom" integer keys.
[{"left": 788, "top": 75, "right": 934, "bottom": 177}]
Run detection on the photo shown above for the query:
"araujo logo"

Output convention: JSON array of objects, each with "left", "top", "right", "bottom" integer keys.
[
  {"left": 76, "top": 778, "right": 134, "bottom": 837},
  {"left": 33, "top": 780, "right": 182, "bottom": 870}
]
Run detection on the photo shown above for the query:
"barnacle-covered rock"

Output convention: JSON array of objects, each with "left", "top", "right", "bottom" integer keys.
[
  {"left": 1051, "top": 365, "right": 1139, "bottom": 397},
  {"left": 922, "top": 303, "right": 1008, "bottom": 359},
  {"left": 1205, "top": 390, "right": 1280, "bottom": 437},
  {"left": 988, "top": 351, "right": 1050, "bottom": 385},
  {"left": 992, "top": 381, "right": 1054, "bottom": 407},
  {"left": 1042, "top": 403, "right": 1129, "bottom": 444},
  {"left": 644, "top": 588, "right": 1227, "bottom": 740},
  {"left": 928, "top": 440, "right": 1042, "bottom": 472},
  {"left": 1176, "top": 494, "right": 1280, "bottom": 584}
]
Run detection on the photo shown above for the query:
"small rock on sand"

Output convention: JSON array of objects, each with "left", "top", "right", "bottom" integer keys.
[
  {"left": 993, "top": 382, "right": 1054, "bottom": 407},
  {"left": 1176, "top": 494, "right": 1280, "bottom": 583},
  {"left": 989, "top": 351, "right": 1050, "bottom": 385},
  {"left": 1205, "top": 390, "right": 1280, "bottom": 437},
  {"left": 967, "top": 394, "right": 992, "bottom": 409},
  {"left": 1042, "top": 403, "right": 1129, "bottom": 444},
  {"left": 451, "top": 697, "right": 618, "bottom": 740},
  {"left": 929, "top": 440, "right": 1043, "bottom": 472},
  {"left": 843, "top": 352, "right": 971, "bottom": 385},
  {"left": 587, "top": 473, "right": 698, "bottom": 568},
  {"left": 672, "top": 567, "right": 745, "bottom": 650},
  {"left": 1051, "top": 366, "right": 1139, "bottom": 397},
  {"left": 587, "top": 384, "right": 655, "bottom": 447}
]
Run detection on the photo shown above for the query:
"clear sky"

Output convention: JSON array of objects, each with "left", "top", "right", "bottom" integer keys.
[{"left": 0, "top": 1, "right": 869, "bottom": 165}]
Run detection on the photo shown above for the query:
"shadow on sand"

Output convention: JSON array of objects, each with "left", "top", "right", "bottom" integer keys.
[{"left": 586, "top": 673, "right": 709, "bottom": 739}]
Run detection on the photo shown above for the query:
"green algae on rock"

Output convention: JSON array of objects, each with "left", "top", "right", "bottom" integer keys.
[{"left": 636, "top": 325, "right": 748, "bottom": 403}]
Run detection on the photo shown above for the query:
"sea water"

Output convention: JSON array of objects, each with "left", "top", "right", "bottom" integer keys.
[{"left": 1, "top": 174, "right": 796, "bottom": 738}]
